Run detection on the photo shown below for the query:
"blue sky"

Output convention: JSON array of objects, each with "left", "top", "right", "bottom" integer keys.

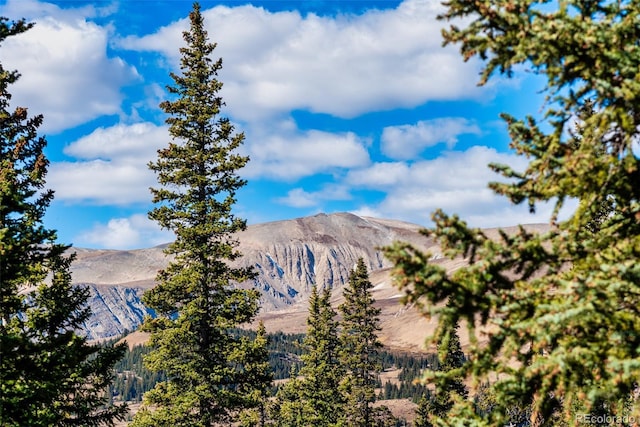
[{"left": 0, "top": 0, "right": 556, "bottom": 249}]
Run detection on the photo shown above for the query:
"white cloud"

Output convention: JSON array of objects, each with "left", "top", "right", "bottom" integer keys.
[
  {"left": 242, "top": 129, "right": 370, "bottom": 180},
  {"left": 346, "top": 146, "right": 574, "bottom": 227},
  {"left": 119, "top": 0, "right": 484, "bottom": 122},
  {"left": 381, "top": 118, "right": 482, "bottom": 160},
  {"left": 278, "top": 188, "right": 318, "bottom": 208},
  {"left": 64, "top": 122, "right": 166, "bottom": 160},
  {"left": 49, "top": 160, "right": 152, "bottom": 205},
  {"left": 76, "top": 214, "right": 173, "bottom": 250},
  {"left": 347, "top": 146, "right": 526, "bottom": 190},
  {"left": 0, "top": 0, "right": 116, "bottom": 21},
  {"left": 48, "top": 122, "right": 168, "bottom": 204},
  {"left": 277, "top": 185, "right": 351, "bottom": 208},
  {"left": 346, "top": 162, "right": 410, "bottom": 187},
  {"left": 0, "top": 0, "right": 138, "bottom": 133},
  {"left": 349, "top": 205, "right": 383, "bottom": 220},
  {"left": 48, "top": 119, "right": 368, "bottom": 204}
]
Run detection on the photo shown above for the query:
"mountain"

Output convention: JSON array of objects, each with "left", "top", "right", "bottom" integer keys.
[
  {"left": 233, "top": 212, "right": 435, "bottom": 307},
  {"left": 73, "top": 212, "right": 548, "bottom": 350},
  {"left": 72, "top": 212, "right": 437, "bottom": 342}
]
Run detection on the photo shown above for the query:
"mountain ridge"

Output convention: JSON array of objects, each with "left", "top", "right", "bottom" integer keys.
[
  {"left": 73, "top": 212, "right": 435, "bottom": 341},
  {"left": 72, "top": 212, "right": 548, "bottom": 350}
]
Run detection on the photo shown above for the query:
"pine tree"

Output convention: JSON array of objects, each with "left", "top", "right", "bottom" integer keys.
[
  {"left": 298, "top": 286, "right": 344, "bottom": 426},
  {"left": 432, "top": 324, "right": 467, "bottom": 414},
  {"left": 238, "top": 322, "right": 274, "bottom": 427},
  {"left": 338, "top": 259, "right": 383, "bottom": 427},
  {"left": 414, "top": 395, "right": 434, "bottom": 427},
  {"left": 416, "top": 325, "right": 468, "bottom": 426},
  {"left": 273, "top": 286, "right": 343, "bottom": 426},
  {"left": 131, "top": 3, "right": 268, "bottom": 426},
  {"left": 385, "top": 0, "right": 640, "bottom": 424},
  {"left": 273, "top": 365, "right": 307, "bottom": 427},
  {"left": 568, "top": 101, "right": 614, "bottom": 236},
  {"left": 0, "top": 16, "right": 126, "bottom": 426}
]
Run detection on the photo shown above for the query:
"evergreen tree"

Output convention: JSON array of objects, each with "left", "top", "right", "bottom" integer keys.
[
  {"left": 414, "top": 395, "right": 434, "bottom": 427},
  {"left": 273, "top": 366, "right": 308, "bottom": 427},
  {"left": 0, "top": 16, "right": 126, "bottom": 426},
  {"left": 416, "top": 325, "right": 468, "bottom": 426},
  {"left": 568, "top": 101, "right": 615, "bottom": 236},
  {"left": 131, "top": 3, "right": 268, "bottom": 426},
  {"left": 385, "top": 0, "right": 640, "bottom": 424},
  {"left": 239, "top": 322, "right": 274, "bottom": 427},
  {"left": 432, "top": 324, "right": 467, "bottom": 414},
  {"left": 338, "top": 259, "right": 383, "bottom": 427},
  {"left": 273, "top": 286, "right": 343, "bottom": 426},
  {"left": 298, "top": 286, "right": 344, "bottom": 426}
]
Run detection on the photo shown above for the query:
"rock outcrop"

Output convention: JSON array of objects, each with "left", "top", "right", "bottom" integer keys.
[
  {"left": 82, "top": 284, "right": 155, "bottom": 340},
  {"left": 235, "top": 213, "right": 434, "bottom": 310}
]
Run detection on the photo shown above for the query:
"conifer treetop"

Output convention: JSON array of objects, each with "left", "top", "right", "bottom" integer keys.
[{"left": 133, "top": 4, "right": 267, "bottom": 426}]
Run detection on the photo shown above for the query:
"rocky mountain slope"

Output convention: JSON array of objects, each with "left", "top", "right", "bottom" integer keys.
[{"left": 73, "top": 213, "right": 437, "bottom": 341}]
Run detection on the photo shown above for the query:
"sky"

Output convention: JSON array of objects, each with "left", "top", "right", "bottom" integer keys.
[{"left": 0, "top": 0, "right": 559, "bottom": 249}]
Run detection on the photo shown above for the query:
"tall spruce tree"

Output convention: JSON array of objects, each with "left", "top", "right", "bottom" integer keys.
[
  {"left": 300, "top": 286, "right": 344, "bottom": 426},
  {"left": 238, "top": 322, "right": 273, "bottom": 427},
  {"left": 299, "top": 285, "right": 343, "bottom": 426},
  {"left": 0, "top": 17, "right": 126, "bottom": 426},
  {"left": 338, "top": 259, "right": 383, "bottom": 427},
  {"left": 385, "top": 0, "right": 640, "bottom": 424},
  {"left": 273, "top": 286, "right": 343, "bottom": 426},
  {"left": 131, "top": 3, "right": 267, "bottom": 426}
]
